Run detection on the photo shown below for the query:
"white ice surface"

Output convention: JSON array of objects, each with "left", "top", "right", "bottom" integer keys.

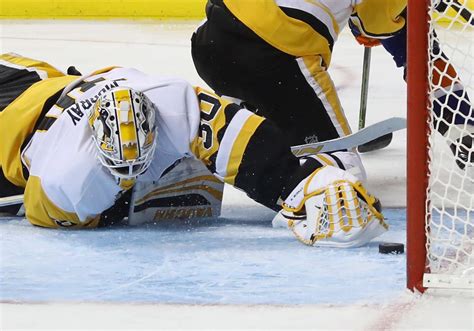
[
  {"left": 0, "top": 20, "right": 472, "bottom": 330},
  {"left": 0, "top": 209, "right": 407, "bottom": 304}
]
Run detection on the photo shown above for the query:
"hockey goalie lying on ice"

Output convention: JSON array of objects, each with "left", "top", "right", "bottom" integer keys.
[{"left": 0, "top": 53, "right": 387, "bottom": 248}]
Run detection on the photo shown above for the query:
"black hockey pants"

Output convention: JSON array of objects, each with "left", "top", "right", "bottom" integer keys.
[{"left": 191, "top": 0, "right": 348, "bottom": 146}]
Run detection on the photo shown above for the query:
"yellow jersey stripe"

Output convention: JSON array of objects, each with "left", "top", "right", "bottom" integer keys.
[
  {"left": 223, "top": 0, "right": 332, "bottom": 63},
  {"left": 0, "top": 53, "right": 64, "bottom": 79},
  {"left": 314, "top": 154, "right": 335, "bottom": 167},
  {"left": 215, "top": 109, "right": 253, "bottom": 179},
  {"left": 225, "top": 114, "right": 265, "bottom": 185},
  {"left": 24, "top": 175, "right": 100, "bottom": 228},
  {"left": 0, "top": 75, "right": 78, "bottom": 187},
  {"left": 298, "top": 56, "right": 351, "bottom": 137},
  {"left": 90, "top": 66, "right": 120, "bottom": 76}
]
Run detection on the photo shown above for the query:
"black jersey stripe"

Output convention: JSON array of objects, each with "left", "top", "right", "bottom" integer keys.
[
  {"left": 0, "top": 65, "right": 42, "bottom": 112},
  {"left": 36, "top": 116, "right": 57, "bottom": 131},
  {"left": 280, "top": 7, "right": 334, "bottom": 52},
  {"left": 216, "top": 102, "right": 241, "bottom": 142},
  {"left": 207, "top": 102, "right": 241, "bottom": 174}
]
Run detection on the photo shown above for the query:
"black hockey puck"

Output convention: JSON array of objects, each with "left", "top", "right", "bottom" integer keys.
[{"left": 379, "top": 243, "right": 404, "bottom": 254}]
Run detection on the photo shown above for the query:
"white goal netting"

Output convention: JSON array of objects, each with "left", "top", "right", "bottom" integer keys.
[{"left": 424, "top": 0, "right": 474, "bottom": 288}]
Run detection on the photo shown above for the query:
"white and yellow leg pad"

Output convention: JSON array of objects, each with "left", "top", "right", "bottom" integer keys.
[
  {"left": 281, "top": 166, "right": 388, "bottom": 248},
  {"left": 128, "top": 158, "right": 224, "bottom": 225}
]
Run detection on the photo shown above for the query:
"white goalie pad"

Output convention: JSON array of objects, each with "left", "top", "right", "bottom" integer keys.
[
  {"left": 128, "top": 158, "right": 224, "bottom": 225},
  {"left": 280, "top": 166, "right": 388, "bottom": 248},
  {"left": 287, "top": 190, "right": 388, "bottom": 248}
]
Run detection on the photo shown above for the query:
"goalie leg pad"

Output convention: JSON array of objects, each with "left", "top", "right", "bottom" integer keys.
[
  {"left": 128, "top": 158, "right": 224, "bottom": 225},
  {"left": 281, "top": 166, "right": 387, "bottom": 247}
]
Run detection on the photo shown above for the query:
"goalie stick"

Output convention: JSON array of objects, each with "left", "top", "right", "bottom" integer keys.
[
  {"left": 357, "top": 47, "right": 393, "bottom": 153},
  {"left": 291, "top": 117, "right": 406, "bottom": 157},
  {"left": 0, "top": 118, "right": 406, "bottom": 208},
  {"left": 358, "top": 47, "right": 371, "bottom": 132},
  {"left": 0, "top": 194, "right": 24, "bottom": 208}
]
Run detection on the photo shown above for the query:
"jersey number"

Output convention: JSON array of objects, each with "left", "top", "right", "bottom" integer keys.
[{"left": 198, "top": 92, "right": 221, "bottom": 150}]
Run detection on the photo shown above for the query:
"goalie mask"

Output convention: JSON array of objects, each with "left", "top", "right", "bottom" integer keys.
[{"left": 88, "top": 87, "right": 157, "bottom": 179}]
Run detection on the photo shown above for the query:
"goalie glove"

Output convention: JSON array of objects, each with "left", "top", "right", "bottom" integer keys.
[{"left": 281, "top": 166, "right": 388, "bottom": 248}]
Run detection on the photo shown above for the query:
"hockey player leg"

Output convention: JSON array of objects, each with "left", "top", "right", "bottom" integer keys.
[
  {"left": 279, "top": 165, "right": 387, "bottom": 247},
  {"left": 128, "top": 158, "right": 224, "bottom": 225}
]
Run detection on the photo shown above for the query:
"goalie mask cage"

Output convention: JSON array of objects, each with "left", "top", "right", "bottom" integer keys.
[{"left": 407, "top": 0, "right": 473, "bottom": 292}]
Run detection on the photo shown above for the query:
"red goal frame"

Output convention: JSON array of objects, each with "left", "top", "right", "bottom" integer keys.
[{"left": 406, "top": 0, "right": 430, "bottom": 293}]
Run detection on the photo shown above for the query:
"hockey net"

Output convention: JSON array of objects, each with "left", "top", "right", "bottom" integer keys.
[{"left": 407, "top": 0, "right": 473, "bottom": 292}]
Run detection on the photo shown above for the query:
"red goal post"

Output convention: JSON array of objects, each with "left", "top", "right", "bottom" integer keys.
[
  {"left": 407, "top": 0, "right": 473, "bottom": 292},
  {"left": 407, "top": 0, "right": 429, "bottom": 293}
]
